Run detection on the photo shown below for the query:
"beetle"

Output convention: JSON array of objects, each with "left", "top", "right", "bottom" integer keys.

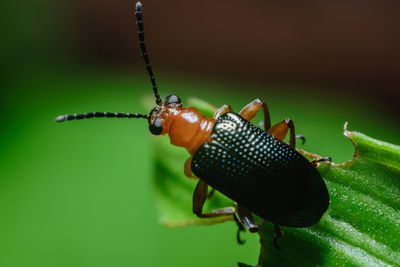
[{"left": 56, "top": 1, "right": 330, "bottom": 248}]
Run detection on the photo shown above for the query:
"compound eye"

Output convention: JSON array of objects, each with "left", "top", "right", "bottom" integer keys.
[
  {"left": 149, "top": 118, "right": 163, "bottom": 135},
  {"left": 165, "top": 94, "right": 181, "bottom": 105}
]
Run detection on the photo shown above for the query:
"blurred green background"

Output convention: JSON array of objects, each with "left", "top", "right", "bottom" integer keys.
[{"left": 1, "top": 0, "right": 399, "bottom": 266}]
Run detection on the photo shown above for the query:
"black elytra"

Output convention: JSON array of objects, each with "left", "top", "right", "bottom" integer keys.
[{"left": 191, "top": 113, "right": 329, "bottom": 227}]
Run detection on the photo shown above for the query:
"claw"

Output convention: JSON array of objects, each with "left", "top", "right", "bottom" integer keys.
[{"left": 295, "top": 134, "right": 306, "bottom": 145}]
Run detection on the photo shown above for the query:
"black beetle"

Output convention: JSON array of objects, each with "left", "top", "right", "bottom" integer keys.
[{"left": 56, "top": 1, "right": 330, "bottom": 248}]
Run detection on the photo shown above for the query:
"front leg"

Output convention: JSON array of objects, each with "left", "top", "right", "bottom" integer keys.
[
  {"left": 239, "top": 99, "right": 271, "bottom": 131},
  {"left": 193, "top": 180, "right": 235, "bottom": 218},
  {"left": 184, "top": 156, "right": 196, "bottom": 178}
]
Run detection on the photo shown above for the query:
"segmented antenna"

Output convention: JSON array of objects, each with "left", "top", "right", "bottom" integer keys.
[
  {"left": 135, "top": 1, "right": 162, "bottom": 106},
  {"left": 55, "top": 112, "right": 148, "bottom": 122}
]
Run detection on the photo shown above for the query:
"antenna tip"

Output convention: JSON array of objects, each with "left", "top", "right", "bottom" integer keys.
[
  {"left": 55, "top": 115, "right": 66, "bottom": 122},
  {"left": 136, "top": 1, "right": 142, "bottom": 10}
]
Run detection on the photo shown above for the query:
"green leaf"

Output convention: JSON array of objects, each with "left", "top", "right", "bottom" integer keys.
[
  {"left": 258, "top": 124, "right": 400, "bottom": 266},
  {"left": 150, "top": 97, "right": 400, "bottom": 266}
]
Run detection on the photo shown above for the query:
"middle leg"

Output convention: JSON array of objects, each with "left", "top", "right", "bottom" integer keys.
[
  {"left": 192, "top": 180, "right": 259, "bottom": 244},
  {"left": 273, "top": 224, "right": 283, "bottom": 249},
  {"left": 234, "top": 205, "right": 260, "bottom": 244}
]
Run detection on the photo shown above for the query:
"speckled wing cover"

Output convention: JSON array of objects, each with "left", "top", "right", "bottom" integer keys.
[{"left": 191, "top": 113, "right": 329, "bottom": 227}]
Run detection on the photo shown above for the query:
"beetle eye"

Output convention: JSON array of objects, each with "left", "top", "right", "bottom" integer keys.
[
  {"left": 149, "top": 118, "right": 163, "bottom": 135},
  {"left": 165, "top": 94, "right": 181, "bottom": 105}
]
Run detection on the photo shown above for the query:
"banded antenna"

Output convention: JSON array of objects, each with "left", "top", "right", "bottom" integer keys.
[
  {"left": 55, "top": 112, "right": 148, "bottom": 122},
  {"left": 55, "top": 2, "right": 158, "bottom": 123},
  {"left": 135, "top": 1, "right": 162, "bottom": 105}
]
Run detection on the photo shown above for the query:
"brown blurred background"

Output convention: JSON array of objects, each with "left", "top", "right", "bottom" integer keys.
[
  {"left": 66, "top": 0, "right": 400, "bottom": 116},
  {"left": 5, "top": 0, "right": 400, "bottom": 116}
]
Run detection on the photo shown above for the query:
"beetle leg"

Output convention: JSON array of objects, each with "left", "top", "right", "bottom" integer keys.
[
  {"left": 186, "top": 157, "right": 214, "bottom": 194},
  {"left": 296, "top": 134, "right": 306, "bottom": 145},
  {"left": 184, "top": 156, "right": 196, "bottom": 178},
  {"left": 268, "top": 118, "right": 296, "bottom": 149},
  {"left": 233, "top": 213, "right": 246, "bottom": 244},
  {"left": 273, "top": 224, "right": 283, "bottom": 250},
  {"left": 237, "top": 205, "right": 259, "bottom": 233},
  {"left": 193, "top": 180, "right": 235, "bottom": 218},
  {"left": 239, "top": 99, "right": 271, "bottom": 131},
  {"left": 311, "top": 157, "right": 332, "bottom": 167},
  {"left": 213, "top": 104, "right": 234, "bottom": 119},
  {"left": 231, "top": 205, "right": 259, "bottom": 244}
]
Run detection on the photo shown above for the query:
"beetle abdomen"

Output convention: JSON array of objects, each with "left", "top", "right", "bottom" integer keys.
[{"left": 191, "top": 113, "right": 329, "bottom": 227}]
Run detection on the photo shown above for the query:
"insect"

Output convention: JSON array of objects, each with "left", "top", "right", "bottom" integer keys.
[{"left": 56, "top": 1, "right": 330, "bottom": 248}]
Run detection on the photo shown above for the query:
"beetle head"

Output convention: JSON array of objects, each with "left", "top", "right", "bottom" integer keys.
[{"left": 148, "top": 94, "right": 183, "bottom": 135}]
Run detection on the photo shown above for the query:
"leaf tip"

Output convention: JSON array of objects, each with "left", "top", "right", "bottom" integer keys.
[
  {"left": 343, "top": 122, "right": 356, "bottom": 148},
  {"left": 343, "top": 122, "right": 350, "bottom": 138}
]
